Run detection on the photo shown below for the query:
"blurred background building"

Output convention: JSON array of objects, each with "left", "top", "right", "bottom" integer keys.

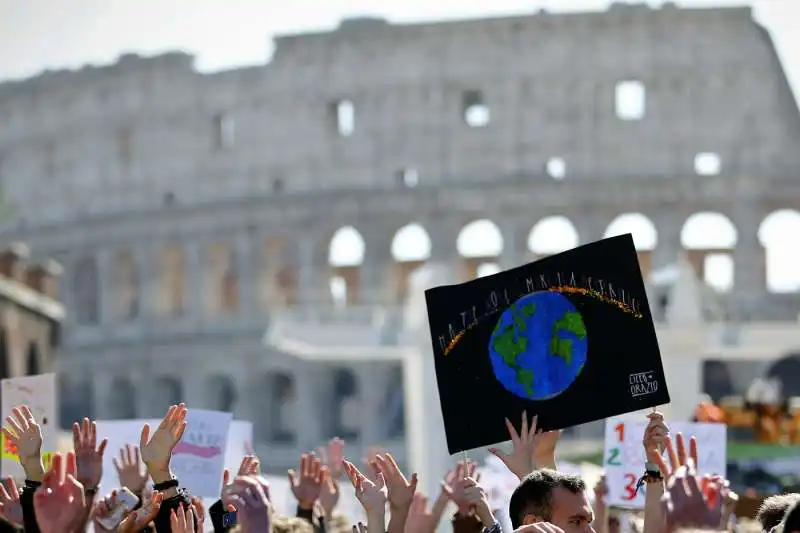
[{"left": 1, "top": 1, "right": 800, "bottom": 473}]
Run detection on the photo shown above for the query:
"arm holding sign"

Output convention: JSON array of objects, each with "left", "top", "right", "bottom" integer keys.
[{"left": 642, "top": 413, "right": 668, "bottom": 533}]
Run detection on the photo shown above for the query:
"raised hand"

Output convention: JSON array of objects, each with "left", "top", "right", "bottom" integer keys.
[
  {"left": 32, "top": 452, "right": 87, "bottom": 533},
  {"left": 319, "top": 468, "right": 341, "bottom": 517},
  {"left": 288, "top": 453, "right": 325, "bottom": 509},
  {"left": 488, "top": 411, "right": 542, "bottom": 479},
  {"left": 643, "top": 412, "right": 669, "bottom": 461},
  {"left": 446, "top": 477, "right": 493, "bottom": 526},
  {"left": 375, "top": 453, "right": 417, "bottom": 510},
  {"left": 224, "top": 476, "right": 272, "bottom": 532},
  {"left": 663, "top": 465, "right": 723, "bottom": 531},
  {"left": 442, "top": 461, "right": 480, "bottom": 513},
  {"left": 93, "top": 489, "right": 163, "bottom": 533},
  {"left": 223, "top": 454, "right": 261, "bottom": 487},
  {"left": 0, "top": 477, "right": 22, "bottom": 525},
  {"left": 140, "top": 404, "right": 188, "bottom": 473},
  {"left": 403, "top": 491, "right": 449, "bottom": 533},
  {"left": 73, "top": 417, "right": 108, "bottom": 489},
  {"left": 318, "top": 437, "right": 346, "bottom": 480},
  {"left": 3, "top": 405, "right": 44, "bottom": 476},
  {"left": 344, "top": 460, "right": 387, "bottom": 514},
  {"left": 170, "top": 504, "right": 198, "bottom": 533},
  {"left": 113, "top": 444, "right": 149, "bottom": 494}
]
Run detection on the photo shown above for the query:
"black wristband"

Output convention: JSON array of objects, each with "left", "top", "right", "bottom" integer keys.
[
  {"left": 24, "top": 479, "right": 42, "bottom": 488},
  {"left": 153, "top": 478, "right": 179, "bottom": 491}
]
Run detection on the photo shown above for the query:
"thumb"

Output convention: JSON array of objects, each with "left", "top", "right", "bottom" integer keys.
[
  {"left": 288, "top": 469, "right": 297, "bottom": 487},
  {"left": 409, "top": 473, "right": 418, "bottom": 495},
  {"left": 488, "top": 448, "right": 510, "bottom": 467},
  {"left": 223, "top": 469, "right": 230, "bottom": 486},
  {"left": 440, "top": 480, "right": 453, "bottom": 497},
  {"left": 139, "top": 424, "right": 150, "bottom": 451}
]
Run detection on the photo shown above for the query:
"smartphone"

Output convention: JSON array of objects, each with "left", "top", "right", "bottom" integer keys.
[
  {"left": 95, "top": 488, "right": 141, "bottom": 530},
  {"left": 222, "top": 511, "right": 238, "bottom": 527}
]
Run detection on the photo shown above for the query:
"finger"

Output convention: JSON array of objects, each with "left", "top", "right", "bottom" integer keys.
[
  {"left": 12, "top": 408, "right": 27, "bottom": 432},
  {"left": 72, "top": 422, "right": 81, "bottom": 448},
  {"left": 530, "top": 415, "right": 539, "bottom": 439},
  {"left": 6, "top": 478, "right": 17, "bottom": 500},
  {"left": 0, "top": 481, "right": 10, "bottom": 502},
  {"left": 98, "top": 438, "right": 108, "bottom": 457},
  {"left": 140, "top": 424, "right": 151, "bottom": 449},
  {"left": 689, "top": 436, "right": 699, "bottom": 468},
  {"left": 66, "top": 451, "right": 77, "bottom": 477},
  {"left": 125, "top": 444, "right": 134, "bottom": 466},
  {"left": 89, "top": 420, "right": 98, "bottom": 449},
  {"left": 676, "top": 433, "right": 688, "bottom": 466},
  {"left": 223, "top": 469, "right": 231, "bottom": 486},
  {"left": 504, "top": 417, "right": 520, "bottom": 443},
  {"left": 653, "top": 453, "right": 669, "bottom": 478},
  {"left": 409, "top": 472, "right": 418, "bottom": 494},
  {"left": 113, "top": 458, "right": 122, "bottom": 473},
  {"left": 666, "top": 437, "right": 679, "bottom": 473},
  {"left": 521, "top": 411, "right": 529, "bottom": 441}
]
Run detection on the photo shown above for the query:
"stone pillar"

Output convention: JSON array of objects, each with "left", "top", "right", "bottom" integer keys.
[
  {"left": 184, "top": 242, "right": 204, "bottom": 319},
  {"left": 356, "top": 364, "right": 385, "bottom": 446},
  {"left": 137, "top": 244, "right": 156, "bottom": 319},
  {"left": 298, "top": 238, "right": 327, "bottom": 306},
  {"left": 97, "top": 250, "right": 113, "bottom": 325},
  {"left": 361, "top": 231, "right": 392, "bottom": 305},
  {"left": 295, "top": 366, "right": 323, "bottom": 450},
  {"left": 234, "top": 233, "right": 257, "bottom": 317},
  {"left": 571, "top": 213, "right": 607, "bottom": 245},
  {"left": 497, "top": 218, "right": 525, "bottom": 270},
  {"left": 732, "top": 216, "right": 764, "bottom": 319},
  {"left": 651, "top": 214, "right": 682, "bottom": 271}
]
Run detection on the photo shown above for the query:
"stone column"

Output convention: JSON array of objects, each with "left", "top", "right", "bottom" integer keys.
[
  {"left": 136, "top": 243, "right": 156, "bottom": 319},
  {"left": 184, "top": 242, "right": 204, "bottom": 319},
  {"left": 731, "top": 214, "right": 764, "bottom": 319},
  {"left": 650, "top": 214, "right": 683, "bottom": 271},
  {"left": 356, "top": 364, "right": 385, "bottom": 446},
  {"left": 233, "top": 233, "right": 257, "bottom": 317},
  {"left": 97, "top": 250, "right": 113, "bottom": 325},
  {"left": 295, "top": 365, "right": 324, "bottom": 450},
  {"left": 497, "top": 218, "right": 525, "bottom": 270},
  {"left": 297, "top": 238, "right": 328, "bottom": 306},
  {"left": 361, "top": 230, "right": 392, "bottom": 305}
]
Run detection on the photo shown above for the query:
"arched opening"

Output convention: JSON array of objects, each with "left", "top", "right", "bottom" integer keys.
[
  {"left": 680, "top": 212, "right": 738, "bottom": 293},
  {"left": 527, "top": 216, "right": 579, "bottom": 257},
  {"left": 328, "top": 226, "right": 365, "bottom": 306},
  {"left": 156, "top": 246, "right": 186, "bottom": 317},
  {"left": 701, "top": 360, "right": 735, "bottom": 402},
  {"left": 390, "top": 223, "right": 432, "bottom": 304},
  {"left": 204, "top": 243, "right": 239, "bottom": 315},
  {"left": 112, "top": 249, "right": 139, "bottom": 320},
  {"left": 150, "top": 376, "right": 182, "bottom": 414},
  {"left": 206, "top": 375, "right": 237, "bottom": 412},
  {"left": 58, "top": 376, "right": 94, "bottom": 428},
  {"left": 758, "top": 210, "right": 800, "bottom": 293},
  {"left": 268, "top": 372, "right": 296, "bottom": 444},
  {"left": 108, "top": 377, "right": 136, "bottom": 419},
  {"left": 332, "top": 369, "right": 360, "bottom": 440},
  {"left": 261, "top": 237, "right": 299, "bottom": 309},
  {"left": 72, "top": 256, "right": 99, "bottom": 325},
  {"left": 767, "top": 355, "right": 800, "bottom": 398},
  {"left": 456, "top": 219, "right": 504, "bottom": 280},
  {"left": 603, "top": 213, "right": 658, "bottom": 277},
  {"left": 26, "top": 343, "right": 40, "bottom": 376},
  {"left": 381, "top": 366, "right": 405, "bottom": 439}
]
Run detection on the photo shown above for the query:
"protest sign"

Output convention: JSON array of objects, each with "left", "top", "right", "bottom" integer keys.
[
  {"left": 425, "top": 235, "right": 669, "bottom": 453},
  {"left": 1, "top": 374, "right": 57, "bottom": 477},
  {"left": 603, "top": 416, "right": 727, "bottom": 508}
]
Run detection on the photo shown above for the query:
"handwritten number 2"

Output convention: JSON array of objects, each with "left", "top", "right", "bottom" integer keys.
[
  {"left": 623, "top": 473, "right": 637, "bottom": 500},
  {"left": 606, "top": 448, "right": 622, "bottom": 466}
]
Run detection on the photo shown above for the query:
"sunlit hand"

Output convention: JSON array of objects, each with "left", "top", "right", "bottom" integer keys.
[
  {"left": 170, "top": 504, "right": 199, "bottom": 533},
  {"left": 662, "top": 465, "right": 722, "bottom": 532},
  {"left": 288, "top": 453, "right": 325, "bottom": 509},
  {"left": 403, "top": 491, "right": 449, "bottom": 533},
  {"left": 651, "top": 433, "right": 698, "bottom": 482},
  {"left": 447, "top": 477, "right": 493, "bottom": 526},
  {"left": 319, "top": 468, "right": 341, "bottom": 517},
  {"left": 2, "top": 405, "right": 43, "bottom": 467},
  {"left": 442, "top": 461, "right": 480, "bottom": 514},
  {"left": 113, "top": 445, "right": 149, "bottom": 494},
  {"left": 318, "top": 437, "right": 346, "bottom": 480},
  {"left": 73, "top": 417, "right": 108, "bottom": 489},
  {"left": 139, "top": 404, "right": 187, "bottom": 473},
  {"left": 0, "top": 477, "right": 22, "bottom": 525},
  {"left": 488, "top": 411, "right": 543, "bottom": 479},
  {"left": 643, "top": 412, "right": 669, "bottom": 460},
  {"left": 225, "top": 476, "right": 272, "bottom": 532},
  {"left": 32, "top": 452, "right": 87, "bottom": 533},
  {"left": 344, "top": 460, "right": 387, "bottom": 514},
  {"left": 375, "top": 453, "right": 417, "bottom": 510}
]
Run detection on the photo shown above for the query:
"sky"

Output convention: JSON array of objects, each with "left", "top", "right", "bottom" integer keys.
[{"left": 1, "top": 0, "right": 800, "bottom": 292}]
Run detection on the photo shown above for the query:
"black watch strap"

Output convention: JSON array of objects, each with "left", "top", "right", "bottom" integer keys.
[
  {"left": 153, "top": 478, "right": 179, "bottom": 491},
  {"left": 24, "top": 479, "right": 42, "bottom": 488}
]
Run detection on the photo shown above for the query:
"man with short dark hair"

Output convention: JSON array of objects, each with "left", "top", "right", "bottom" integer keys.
[
  {"left": 509, "top": 469, "right": 594, "bottom": 533},
  {"left": 758, "top": 494, "right": 800, "bottom": 532}
]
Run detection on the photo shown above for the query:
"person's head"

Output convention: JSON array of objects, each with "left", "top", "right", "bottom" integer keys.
[
  {"left": 775, "top": 499, "right": 800, "bottom": 533},
  {"left": 758, "top": 494, "right": 800, "bottom": 532},
  {"left": 272, "top": 516, "right": 314, "bottom": 533},
  {"left": 509, "top": 469, "right": 593, "bottom": 533}
]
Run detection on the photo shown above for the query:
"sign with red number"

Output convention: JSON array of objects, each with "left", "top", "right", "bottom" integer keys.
[{"left": 603, "top": 416, "right": 726, "bottom": 508}]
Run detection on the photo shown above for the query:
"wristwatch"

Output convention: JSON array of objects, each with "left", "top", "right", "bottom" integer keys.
[{"left": 483, "top": 521, "right": 502, "bottom": 533}]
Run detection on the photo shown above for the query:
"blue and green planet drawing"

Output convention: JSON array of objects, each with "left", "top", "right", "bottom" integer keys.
[{"left": 488, "top": 291, "right": 588, "bottom": 400}]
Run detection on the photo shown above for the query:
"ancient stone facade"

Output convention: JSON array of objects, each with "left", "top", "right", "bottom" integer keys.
[{"left": 0, "top": 3, "right": 799, "bottom": 469}]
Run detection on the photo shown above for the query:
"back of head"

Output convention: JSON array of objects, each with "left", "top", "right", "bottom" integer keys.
[
  {"left": 758, "top": 494, "right": 800, "bottom": 532},
  {"left": 273, "top": 516, "right": 315, "bottom": 533},
  {"left": 509, "top": 468, "right": 587, "bottom": 528},
  {"left": 778, "top": 499, "right": 800, "bottom": 533}
]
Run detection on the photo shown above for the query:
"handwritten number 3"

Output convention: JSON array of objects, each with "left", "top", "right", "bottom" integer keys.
[{"left": 623, "top": 473, "right": 637, "bottom": 500}]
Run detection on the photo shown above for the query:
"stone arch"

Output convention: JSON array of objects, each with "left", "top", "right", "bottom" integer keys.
[
  {"left": 112, "top": 249, "right": 139, "bottom": 320},
  {"left": 155, "top": 245, "right": 186, "bottom": 317},
  {"left": 680, "top": 212, "right": 738, "bottom": 293},
  {"left": 381, "top": 365, "right": 405, "bottom": 439},
  {"left": 150, "top": 376, "right": 182, "bottom": 414},
  {"left": 261, "top": 236, "right": 299, "bottom": 309},
  {"left": 758, "top": 210, "right": 800, "bottom": 293},
  {"left": 108, "top": 377, "right": 136, "bottom": 419},
  {"left": 332, "top": 368, "right": 360, "bottom": 440},
  {"left": 206, "top": 375, "right": 237, "bottom": 412},
  {"left": 390, "top": 223, "right": 432, "bottom": 304},
  {"left": 456, "top": 219, "right": 504, "bottom": 280},
  {"left": 26, "top": 343, "right": 40, "bottom": 376},
  {"left": 767, "top": 354, "right": 800, "bottom": 398},
  {"left": 603, "top": 213, "right": 658, "bottom": 277},
  {"left": 527, "top": 216, "right": 580, "bottom": 257},
  {"left": 204, "top": 243, "right": 239, "bottom": 315},
  {"left": 72, "top": 256, "right": 99, "bottom": 325},
  {"left": 328, "top": 226, "right": 366, "bottom": 307},
  {"left": 264, "top": 371, "right": 296, "bottom": 444},
  {"left": 58, "top": 375, "right": 91, "bottom": 428}
]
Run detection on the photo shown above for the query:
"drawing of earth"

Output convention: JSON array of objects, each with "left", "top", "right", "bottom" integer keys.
[{"left": 488, "top": 291, "right": 588, "bottom": 400}]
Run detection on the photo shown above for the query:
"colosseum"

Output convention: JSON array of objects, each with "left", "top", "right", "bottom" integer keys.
[{"left": 0, "top": 2, "right": 799, "bottom": 470}]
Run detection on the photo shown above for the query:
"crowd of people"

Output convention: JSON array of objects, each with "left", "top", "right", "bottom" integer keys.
[{"left": 0, "top": 403, "right": 796, "bottom": 533}]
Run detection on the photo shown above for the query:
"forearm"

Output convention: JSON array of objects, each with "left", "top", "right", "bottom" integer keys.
[
  {"left": 21, "top": 457, "right": 44, "bottom": 482},
  {"left": 594, "top": 505, "right": 607, "bottom": 533},
  {"left": 387, "top": 505, "right": 410, "bottom": 533},
  {"left": 643, "top": 482, "right": 664, "bottom": 533},
  {"left": 367, "top": 510, "right": 387, "bottom": 533},
  {"left": 147, "top": 466, "right": 179, "bottom": 499}
]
